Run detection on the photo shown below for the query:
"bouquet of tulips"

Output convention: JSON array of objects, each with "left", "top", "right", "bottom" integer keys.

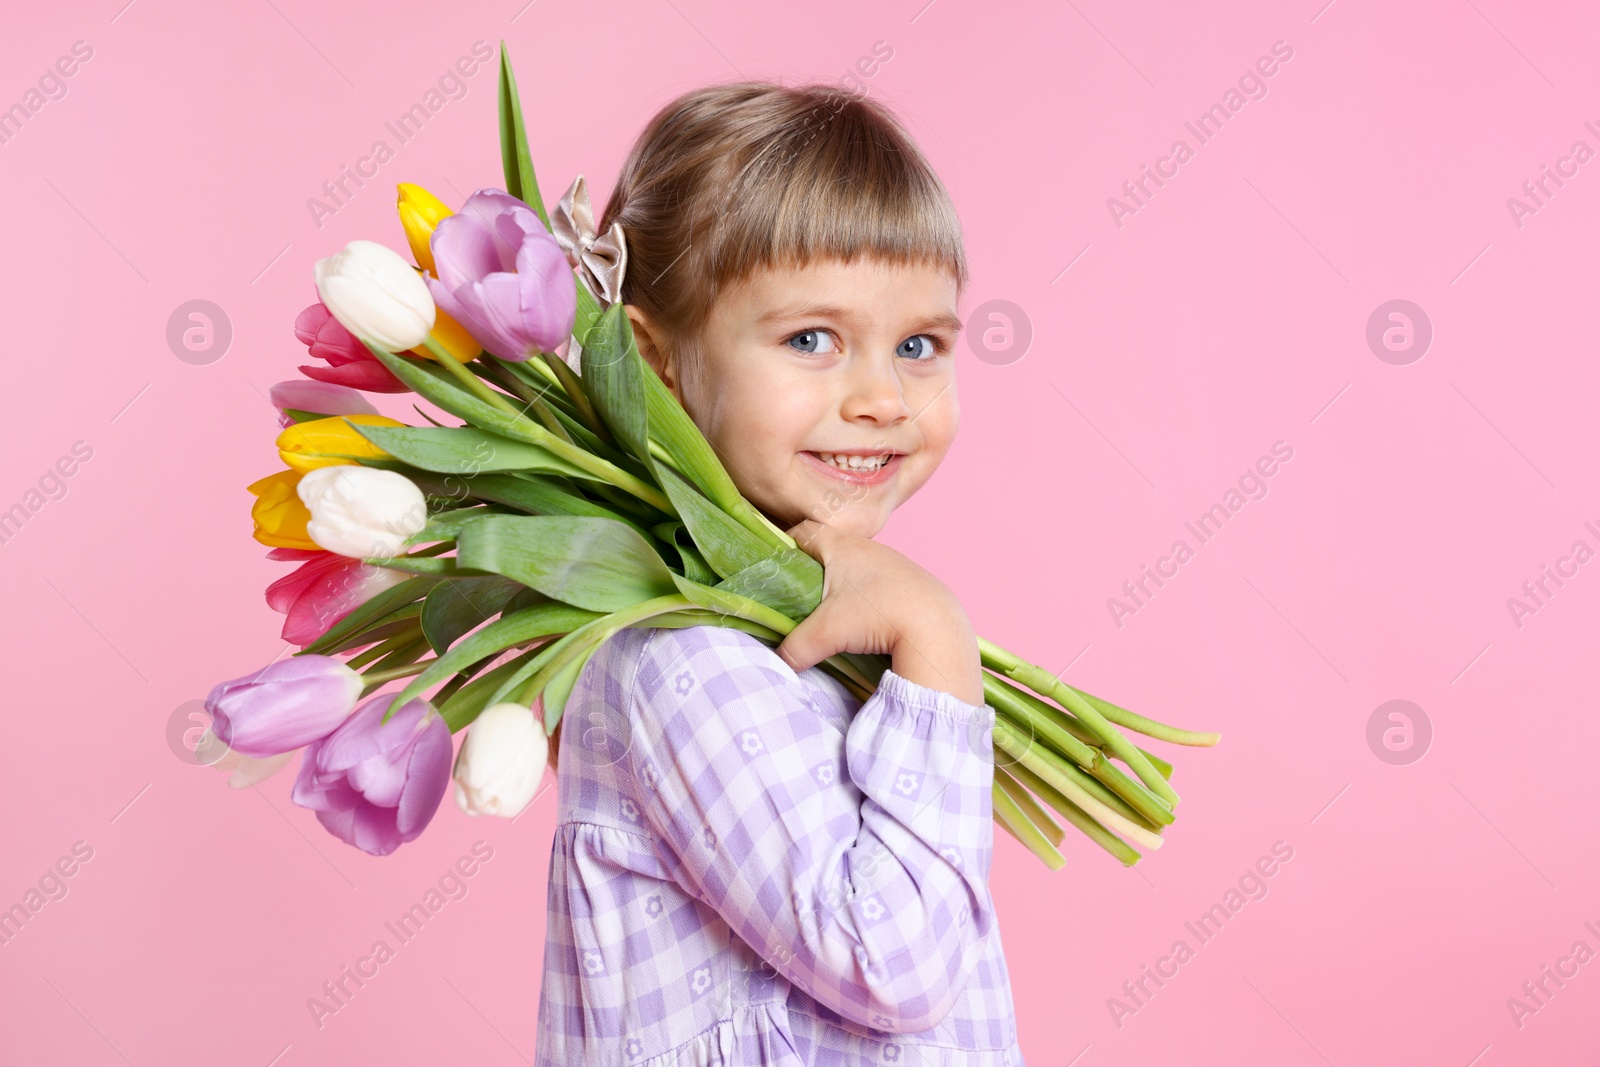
[{"left": 204, "top": 42, "right": 1219, "bottom": 861}]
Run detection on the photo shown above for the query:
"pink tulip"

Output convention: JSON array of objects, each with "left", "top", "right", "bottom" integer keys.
[
  {"left": 291, "top": 695, "right": 452, "bottom": 856},
  {"left": 425, "top": 189, "right": 575, "bottom": 361},
  {"left": 267, "top": 380, "right": 378, "bottom": 431},
  {"left": 264, "top": 548, "right": 411, "bottom": 645},
  {"left": 205, "top": 655, "right": 366, "bottom": 759},
  {"left": 294, "top": 302, "right": 409, "bottom": 393}
]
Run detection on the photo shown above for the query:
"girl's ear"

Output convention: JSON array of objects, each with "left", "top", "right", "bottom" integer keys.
[{"left": 623, "top": 303, "right": 681, "bottom": 398}]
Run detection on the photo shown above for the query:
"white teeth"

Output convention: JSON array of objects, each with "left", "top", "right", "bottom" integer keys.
[{"left": 816, "top": 452, "right": 890, "bottom": 471}]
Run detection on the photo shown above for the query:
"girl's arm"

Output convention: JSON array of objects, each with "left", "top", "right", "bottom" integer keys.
[{"left": 622, "top": 624, "right": 996, "bottom": 1035}]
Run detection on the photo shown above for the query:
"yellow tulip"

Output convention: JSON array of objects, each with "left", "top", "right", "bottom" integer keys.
[
  {"left": 397, "top": 183, "right": 452, "bottom": 275},
  {"left": 247, "top": 469, "right": 318, "bottom": 550},
  {"left": 276, "top": 414, "right": 408, "bottom": 473},
  {"left": 398, "top": 183, "right": 484, "bottom": 364},
  {"left": 412, "top": 306, "right": 483, "bottom": 363}
]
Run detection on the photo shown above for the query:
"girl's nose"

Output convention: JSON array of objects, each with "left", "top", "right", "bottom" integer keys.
[{"left": 840, "top": 354, "right": 911, "bottom": 425}]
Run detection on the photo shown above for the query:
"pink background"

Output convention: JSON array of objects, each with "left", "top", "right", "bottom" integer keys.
[{"left": 3, "top": 0, "right": 1597, "bottom": 1063}]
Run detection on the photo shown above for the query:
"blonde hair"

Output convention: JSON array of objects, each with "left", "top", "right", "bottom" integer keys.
[
  {"left": 596, "top": 80, "right": 969, "bottom": 369},
  {"left": 546, "top": 83, "right": 967, "bottom": 776}
]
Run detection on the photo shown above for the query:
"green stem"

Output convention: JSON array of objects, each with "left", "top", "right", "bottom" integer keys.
[
  {"left": 992, "top": 775, "right": 1066, "bottom": 870},
  {"left": 984, "top": 674, "right": 1170, "bottom": 827},
  {"left": 416, "top": 378, "right": 675, "bottom": 513},
  {"left": 422, "top": 338, "right": 526, "bottom": 417},
  {"left": 539, "top": 351, "right": 617, "bottom": 448},
  {"left": 994, "top": 764, "right": 1065, "bottom": 847},
  {"left": 367, "top": 634, "right": 432, "bottom": 673},
  {"left": 989, "top": 672, "right": 1174, "bottom": 778},
  {"left": 360, "top": 656, "right": 436, "bottom": 687},
  {"left": 1071, "top": 688, "right": 1222, "bottom": 747},
  {"left": 647, "top": 438, "right": 688, "bottom": 478},
  {"left": 474, "top": 359, "right": 576, "bottom": 443},
  {"left": 346, "top": 629, "right": 421, "bottom": 670},
  {"left": 991, "top": 706, "right": 1172, "bottom": 831},
  {"left": 979, "top": 638, "right": 1180, "bottom": 808},
  {"left": 998, "top": 752, "right": 1141, "bottom": 866}
]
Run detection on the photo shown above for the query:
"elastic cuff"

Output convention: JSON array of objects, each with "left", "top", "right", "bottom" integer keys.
[{"left": 874, "top": 667, "right": 994, "bottom": 725}]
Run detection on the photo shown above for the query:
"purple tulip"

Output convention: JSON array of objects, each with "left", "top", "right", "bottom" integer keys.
[
  {"left": 290, "top": 694, "right": 452, "bottom": 856},
  {"left": 206, "top": 656, "right": 366, "bottom": 759},
  {"left": 425, "top": 189, "right": 576, "bottom": 361}
]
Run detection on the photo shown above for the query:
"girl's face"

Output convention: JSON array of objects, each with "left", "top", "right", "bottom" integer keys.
[{"left": 628, "top": 255, "right": 963, "bottom": 539}]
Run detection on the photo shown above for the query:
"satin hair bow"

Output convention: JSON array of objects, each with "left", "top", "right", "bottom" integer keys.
[{"left": 551, "top": 175, "right": 627, "bottom": 308}]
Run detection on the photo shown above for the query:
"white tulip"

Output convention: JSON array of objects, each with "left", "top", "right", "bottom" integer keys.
[
  {"left": 314, "top": 239, "right": 436, "bottom": 352},
  {"left": 453, "top": 702, "right": 549, "bottom": 818},
  {"left": 297, "top": 466, "right": 428, "bottom": 559}
]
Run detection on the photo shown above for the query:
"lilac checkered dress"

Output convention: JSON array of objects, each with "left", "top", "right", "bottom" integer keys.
[{"left": 534, "top": 623, "right": 1025, "bottom": 1065}]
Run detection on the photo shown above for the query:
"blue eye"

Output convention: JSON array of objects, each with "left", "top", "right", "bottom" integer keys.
[
  {"left": 897, "top": 335, "right": 943, "bottom": 361},
  {"left": 786, "top": 329, "right": 838, "bottom": 355}
]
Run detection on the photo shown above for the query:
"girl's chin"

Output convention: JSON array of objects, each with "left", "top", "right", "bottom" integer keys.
[{"left": 748, "top": 498, "right": 887, "bottom": 539}]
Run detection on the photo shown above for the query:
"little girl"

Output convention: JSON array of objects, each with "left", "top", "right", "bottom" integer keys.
[{"left": 534, "top": 81, "right": 1024, "bottom": 1066}]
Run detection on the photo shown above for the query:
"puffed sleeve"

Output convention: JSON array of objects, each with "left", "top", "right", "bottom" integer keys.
[{"left": 622, "top": 624, "right": 996, "bottom": 1034}]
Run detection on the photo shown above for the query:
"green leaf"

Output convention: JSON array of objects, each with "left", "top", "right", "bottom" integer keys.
[
  {"left": 572, "top": 285, "right": 603, "bottom": 360},
  {"left": 393, "top": 600, "right": 603, "bottom": 709},
  {"left": 298, "top": 576, "right": 441, "bottom": 656},
  {"left": 503, "top": 586, "right": 551, "bottom": 614},
  {"left": 482, "top": 622, "right": 599, "bottom": 717},
  {"left": 438, "top": 649, "right": 543, "bottom": 732},
  {"left": 579, "top": 304, "right": 656, "bottom": 477},
  {"left": 356, "top": 352, "right": 616, "bottom": 484},
  {"left": 540, "top": 645, "right": 593, "bottom": 728},
  {"left": 668, "top": 574, "right": 798, "bottom": 636},
  {"left": 349, "top": 423, "right": 600, "bottom": 479},
  {"left": 497, "top": 42, "right": 547, "bottom": 227},
  {"left": 454, "top": 515, "right": 677, "bottom": 612},
  {"left": 420, "top": 576, "right": 526, "bottom": 654},
  {"left": 637, "top": 342, "right": 791, "bottom": 550},
  {"left": 713, "top": 548, "right": 822, "bottom": 619},
  {"left": 412, "top": 403, "right": 448, "bottom": 427},
  {"left": 407, "top": 505, "right": 515, "bottom": 545},
  {"left": 362, "top": 556, "right": 492, "bottom": 577},
  {"left": 366, "top": 345, "right": 673, "bottom": 513},
  {"left": 464, "top": 473, "right": 656, "bottom": 532},
  {"left": 674, "top": 538, "right": 719, "bottom": 586},
  {"left": 323, "top": 611, "right": 426, "bottom": 657},
  {"left": 639, "top": 359, "right": 737, "bottom": 512},
  {"left": 655, "top": 462, "right": 789, "bottom": 580}
]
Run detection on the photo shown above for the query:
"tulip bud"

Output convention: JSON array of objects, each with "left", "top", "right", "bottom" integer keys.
[
  {"left": 314, "top": 239, "right": 436, "bottom": 353},
  {"left": 298, "top": 465, "right": 429, "bottom": 559},
  {"left": 294, "top": 302, "right": 410, "bottom": 393},
  {"left": 248, "top": 469, "right": 318, "bottom": 550},
  {"left": 397, "top": 183, "right": 452, "bottom": 275},
  {"left": 426, "top": 189, "right": 575, "bottom": 361},
  {"left": 413, "top": 307, "right": 483, "bottom": 364},
  {"left": 292, "top": 695, "right": 452, "bottom": 856},
  {"left": 205, "top": 655, "right": 366, "bottom": 758},
  {"left": 276, "top": 413, "right": 407, "bottom": 473},
  {"left": 268, "top": 380, "right": 378, "bottom": 429},
  {"left": 453, "top": 701, "right": 548, "bottom": 818}
]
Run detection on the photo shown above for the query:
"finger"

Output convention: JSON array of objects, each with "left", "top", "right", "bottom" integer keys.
[
  {"left": 775, "top": 605, "right": 836, "bottom": 675},
  {"left": 786, "top": 519, "right": 832, "bottom": 561}
]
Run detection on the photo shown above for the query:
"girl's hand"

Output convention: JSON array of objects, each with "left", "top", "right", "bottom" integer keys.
[{"left": 775, "top": 519, "right": 985, "bottom": 707}]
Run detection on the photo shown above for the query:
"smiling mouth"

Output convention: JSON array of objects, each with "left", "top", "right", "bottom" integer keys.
[
  {"left": 800, "top": 451, "right": 905, "bottom": 485},
  {"left": 807, "top": 451, "right": 898, "bottom": 472}
]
